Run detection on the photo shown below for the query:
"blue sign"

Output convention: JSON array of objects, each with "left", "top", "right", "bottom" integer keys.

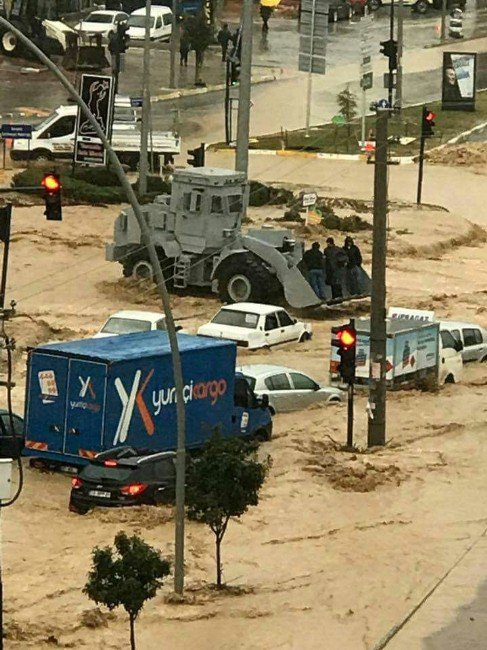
[
  {"left": 377, "top": 98, "right": 390, "bottom": 109},
  {"left": 1, "top": 124, "right": 32, "bottom": 139},
  {"left": 130, "top": 97, "right": 143, "bottom": 108}
]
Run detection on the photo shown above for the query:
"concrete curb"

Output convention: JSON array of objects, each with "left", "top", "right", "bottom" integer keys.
[
  {"left": 214, "top": 147, "right": 416, "bottom": 165},
  {"left": 152, "top": 70, "right": 283, "bottom": 103}
]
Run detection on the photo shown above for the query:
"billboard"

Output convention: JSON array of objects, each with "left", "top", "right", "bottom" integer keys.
[
  {"left": 75, "top": 74, "right": 114, "bottom": 166},
  {"left": 442, "top": 52, "right": 477, "bottom": 111}
]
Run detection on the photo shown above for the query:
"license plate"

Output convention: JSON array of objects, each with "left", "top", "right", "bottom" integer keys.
[{"left": 89, "top": 490, "right": 111, "bottom": 499}]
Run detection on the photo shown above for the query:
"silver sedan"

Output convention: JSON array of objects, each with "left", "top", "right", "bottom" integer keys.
[{"left": 237, "top": 364, "right": 344, "bottom": 414}]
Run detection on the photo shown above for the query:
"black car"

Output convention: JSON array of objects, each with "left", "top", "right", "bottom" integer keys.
[
  {"left": 0, "top": 409, "right": 24, "bottom": 459},
  {"left": 69, "top": 447, "right": 176, "bottom": 515}
]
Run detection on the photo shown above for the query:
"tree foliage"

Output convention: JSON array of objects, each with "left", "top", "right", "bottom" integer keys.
[
  {"left": 84, "top": 531, "right": 170, "bottom": 650},
  {"left": 337, "top": 84, "right": 358, "bottom": 124},
  {"left": 186, "top": 433, "right": 269, "bottom": 587}
]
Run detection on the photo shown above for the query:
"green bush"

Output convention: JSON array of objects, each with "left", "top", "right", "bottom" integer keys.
[{"left": 248, "top": 180, "right": 271, "bottom": 207}]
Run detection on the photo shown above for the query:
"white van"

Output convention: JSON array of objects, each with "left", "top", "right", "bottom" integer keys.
[
  {"left": 127, "top": 6, "right": 172, "bottom": 42},
  {"left": 439, "top": 329, "right": 464, "bottom": 384},
  {"left": 440, "top": 321, "right": 487, "bottom": 363}
]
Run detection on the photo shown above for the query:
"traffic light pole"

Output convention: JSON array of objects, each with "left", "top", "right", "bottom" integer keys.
[
  {"left": 367, "top": 109, "right": 388, "bottom": 448},
  {"left": 139, "top": 0, "right": 152, "bottom": 197},
  {"left": 0, "top": 205, "right": 11, "bottom": 311},
  {"left": 417, "top": 127, "right": 426, "bottom": 205},
  {"left": 225, "top": 59, "right": 231, "bottom": 145},
  {"left": 388, "top": 0, "right": 395, "bottom": 107},
  {"left": 0, "top": 16, "right": 188, "bottom": 596},
  {"left": 395, "top": 0, "right": 404, "bottom": 109},
  {"left": 347, "top": 382, "right": 354, "bottom": 448},
  {"left": 235, "top": 0, "right": 253, "bottom": 174}
]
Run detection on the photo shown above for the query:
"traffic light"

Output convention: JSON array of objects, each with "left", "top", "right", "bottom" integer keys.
[
  {"left": 41, "top": 172, "right": 62, "bottom": 221},
  {"left": 379, "top": 39, "right": 397, "bottom": 70},
  {"left": 332, "top": 321, "right": 357, "bottom": 383},
  {"left": 187, "top": 143, "right": 205, "bottom": 168},
  {"left": 230, "top": 60, "right": 240, "bottom": 85},
  {"left": 421, "top": 106, "right": 436, "bottom": 138}
]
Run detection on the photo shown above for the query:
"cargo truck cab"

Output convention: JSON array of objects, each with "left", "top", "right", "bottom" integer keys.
[{"left": 234, "top": 373, "right": 272, "bottom": 441}]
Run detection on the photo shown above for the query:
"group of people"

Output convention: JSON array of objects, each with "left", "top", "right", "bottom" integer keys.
[{"left": 302, "top": 237, "right": 363, "bottom": 301}]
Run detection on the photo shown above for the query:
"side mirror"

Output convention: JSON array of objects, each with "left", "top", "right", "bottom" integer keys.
[
  {"left": 293, "top": 318, "right": 297, "bottom": 324},
  {"left": 454, "top": 339, "right": 463, "bottom": 352},
  {"left": 260, "top": 394, "right": 269, "bottom": 408},
  {"left": 313, "top": 383, "right": 320, "bottom": 391}
]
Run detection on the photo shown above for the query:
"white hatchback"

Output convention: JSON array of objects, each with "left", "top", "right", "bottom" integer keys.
[
  {"left": 127, "top": 6, "right": 173, "bottom": 42},
  {"left": 94, "top": 310, "right": 186, "bottom": 338},
  {"left": 197, "top": 303, "right": 312, "bottom": 349}
]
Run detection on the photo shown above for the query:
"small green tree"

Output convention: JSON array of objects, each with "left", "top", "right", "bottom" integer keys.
[
  {"left": 337, "top": 84, "right": 358, "bottom": 149},
  {"left": 184, "top": 13, "right": 214, "bottom": 85},
  {"left": 84, "top": 531, "right": 170, "bottom": 650},
  {"left": 186, "top": 434, "right": 269, "bottom": 588}
]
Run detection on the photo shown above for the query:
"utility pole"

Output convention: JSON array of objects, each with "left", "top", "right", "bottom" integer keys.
[
  {"left": 169, "top": 0, "right": 178, "bottom": 88},
  {"left": 388, "top": 0, "right": 395, "bottom": 107},
  {"left": 305, "top": 0, "right": 317, "bottom": 136},
  {"left": 139, "top": 0, "right": 151, "bottom": 197},
  {"left": 235, "top": 0, "right": 253, "bottom": 174},
  {"left": 0, "top": 205, "right": 11, "bottom": 311},
  {"left": 440, "top": 0, "right": 447, "bottom": 42},
  {"left": 367, "top": 109, "right": 388, "bottom": 448},
  {"left": 395, "top": 0, "right": 403, "bottom": 108},
  {"left": 0, "top": 16, "right": 188, "bottom": 595}
]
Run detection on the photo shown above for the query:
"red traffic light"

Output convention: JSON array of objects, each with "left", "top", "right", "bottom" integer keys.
[
  {"left": 337, "top": 327, "right": 356, "bottom": 349},
  {"left": 425, "top": 111, "right": 436, "bottom": 122},
  {"left": 41, "top": 173, "right": 61, "bottom": 193}
]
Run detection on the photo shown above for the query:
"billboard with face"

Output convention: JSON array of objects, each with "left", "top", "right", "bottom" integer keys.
[{"left": 442, "top": 52, "right": 477, "bottom": 111}]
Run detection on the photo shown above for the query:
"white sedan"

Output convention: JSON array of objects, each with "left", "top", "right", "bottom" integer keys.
[
  {"left": 197, "top": 303, "right": 312, "bottom": 349},
  {"left": 238, "top": 364, "right": 344, "bottom": 413},
  {"left": 94, "top": 310, "right": 186, "bottom": 338},
  {"left": 74, "top": 11, "right": 129, "bottom": 40}
]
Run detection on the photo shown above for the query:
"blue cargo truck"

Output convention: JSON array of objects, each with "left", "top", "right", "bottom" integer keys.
[{"left": 24, "top": 332, "right": 272, "bottom": 468}]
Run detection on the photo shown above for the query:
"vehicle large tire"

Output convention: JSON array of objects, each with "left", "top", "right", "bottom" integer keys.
[
  {"left": 414, "top": 0, "right": 429, "bottom": 12},
  {"left": 125, "top": 251, "right": 175, "bottom": 286},
  {"left": 1, "top": 30, "right": 19, "bottom": 56},
  {"left": 215, "top": 253, "right": 282, "bottom": 304},
  {"left": 368, "top": 0, "right": 382, "bottom": 10},
  {"left": 32, "top": 149, "right": 54, "bottom": 162}
]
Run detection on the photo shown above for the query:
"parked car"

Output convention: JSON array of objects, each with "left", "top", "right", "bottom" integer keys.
[
  {"left": 74, "top": 10, "right": 129, "bottom": 39},
  {"left": 0, "top": 409, "right": 24, "bottom": 458},
  {"left": 328, "top": 0, "right": 352, "bottom": 21},
  {"left": 197, "top": 303, "right": 312, "bottom": 349},
  {"left": 94, "top": 310, "right": 186, "bottom": 338},
  {"left": 127, "top": 6, "right": 173, "bottom": 42},
  {"left": 440, "top": 321, "right": 487, "bottom": 363},
  {"left": 69, "top": 448, "right": 176, "bottom": 514},
  {"left": 237, "top": 365, "right": 344, "bottom": 413}
]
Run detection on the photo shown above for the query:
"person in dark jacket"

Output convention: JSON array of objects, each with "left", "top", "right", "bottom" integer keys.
[
  {"left": 303, "top": 241, "right": 326, "bottom": 300},
  {"left": 343, "top": 236, "right": 363, "bottom": 296},
  {"left": 324, "top": 237, "right": 348, "bottom": 299},
  {"left": 217, "top": 23, "right": 232, "bottom": 61},
  {"left": 179, "top": 29, "right": 191, "bottom": 67},
  {"left": 260, "top": 5, "right": 273, "bottom": 32}
]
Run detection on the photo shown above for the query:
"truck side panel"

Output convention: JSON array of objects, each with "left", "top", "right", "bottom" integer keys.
[{"left": 104, "top": 345, "right": 237, "bottom": 452}]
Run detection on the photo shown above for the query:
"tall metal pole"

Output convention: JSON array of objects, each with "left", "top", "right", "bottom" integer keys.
[
  {"left": 0, "top": 205, "right": 11, "bottom": 311},
  {"left": 440, "top": 0, "right": 447, "bottom": 42},
  {"left": 235, "top": 0, "right": 253, "bottom": 174},
  {"left": 0, "top": 16, "right": 187, "bottom": 594},
  {"left": 305, "top": 0, "right": 316, "bottom": 136},
  {"left": 396, "top": 0, "right": 403, "bottom": 108},
  {"left": 225, "top": 60, "right": 231, "bottom": 145},
  {"left": 417, "top": 107, "right": 426, "bottom": 204},
  {"left": 139, "top": 0, "right": 151, "bottom": 197},
  {"left": 388, "top": 0, "right": 395, "bottom": 107},
  {"left": 169, "top": 0, "right": 179, "bottom": 89},
  {"left": 367, "top": 109, "right": 388, "bottom": 448}
]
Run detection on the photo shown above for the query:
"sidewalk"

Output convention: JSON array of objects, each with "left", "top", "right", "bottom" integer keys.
[{"left": 383, "top": 533, "right": 487, "bottom": 649}]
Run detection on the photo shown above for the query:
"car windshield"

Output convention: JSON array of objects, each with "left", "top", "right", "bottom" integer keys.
[
  {"left": 101, "top": 317, "right": 151, "bottom": 334},
  {"left": 85, "top": 13, "right": 114, "bottom": 23},
  {"left": 242, "top": 375, "right": 256, "bottom": 390},
  {"left": 211, "top": 310, "right": 259, "bottom": 329},
  {"left": 128, "top": 15, "right": 156, "bottom": 28},
  {"left": 81, "top": 464, "right": 133, "bottom": 482},
  {"left": 32, "top": 111, "right": 58, "bottom": 132}
]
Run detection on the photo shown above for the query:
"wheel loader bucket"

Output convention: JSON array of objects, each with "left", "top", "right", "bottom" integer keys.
[{"left": 243, "top": 235, "right": 371, "bottom": 309}]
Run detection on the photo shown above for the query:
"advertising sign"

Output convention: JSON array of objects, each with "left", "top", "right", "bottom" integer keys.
[
  {"left": 442, "top": 52, "right": 477, "bottom": 111},
  {"left": 75, "top": 74, "right": 114, "bottom": 166}
]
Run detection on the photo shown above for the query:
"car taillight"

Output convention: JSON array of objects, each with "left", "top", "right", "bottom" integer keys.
[
  {"left": 104, "top": 460, "right": 118, "bottom": 467},
  {"left": 71, "top": 477, "right": 83, "bottom": 489},
  {"left": 120, "top": 483, "right": 148, "bottom": 496}
]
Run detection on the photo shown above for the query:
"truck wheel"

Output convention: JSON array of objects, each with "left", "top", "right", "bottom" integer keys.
[
  {"left": 216, "top": 254, "right": 280, "bottom": 304},
  {"left": 1, "top": 31, "right": 19, "bottom": 56},
  {"left": 133, "top": 260, "right": 154, "bottom": 281},
  {"left": 32, "top": 149, "right": 54, "bottom": 162}
]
